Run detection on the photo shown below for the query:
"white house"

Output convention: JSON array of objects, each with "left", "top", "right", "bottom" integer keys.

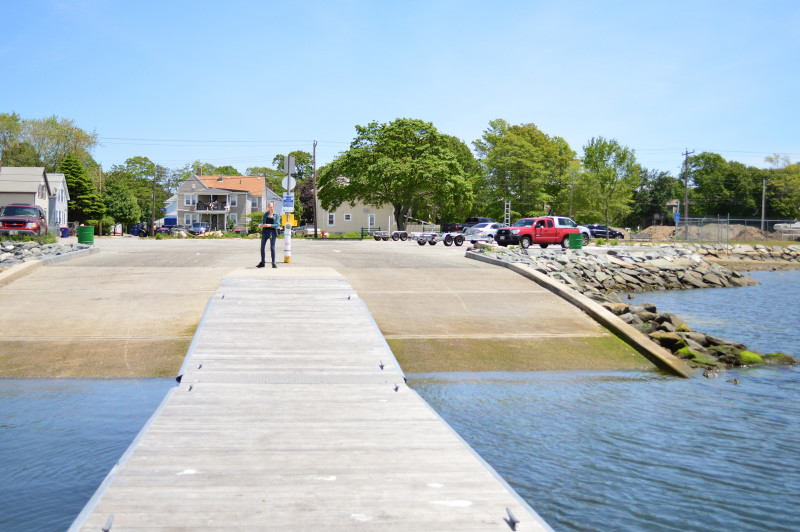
[
  {"left": 0, "top": 166, "right": 53, "bottom": 230},
  {"left": 47, "top": 172, "right": 70, "bottom": 229}
]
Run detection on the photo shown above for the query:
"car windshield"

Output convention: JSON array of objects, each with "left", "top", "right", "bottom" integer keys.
[
  {"left": 512, "top": 219, "right": 534, "bottom": 227},
  {"left": 191, "top": 222, "right": 204, "bottom": 228},
  {"left": 472, "top": 223, "right": 490, "bottom": 229},
  {"left": 1, "top": 206, "right": 38, "bottom": 217}
]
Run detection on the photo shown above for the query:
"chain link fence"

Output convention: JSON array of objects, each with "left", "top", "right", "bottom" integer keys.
[{"left": 674, "top": 217, "right": 799, "bottom": 244}]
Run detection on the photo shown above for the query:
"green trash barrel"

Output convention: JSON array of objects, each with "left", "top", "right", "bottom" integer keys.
[
  {"left": 77, "top": 226, "right": 94, "bottom": 245},
  {"left": 569, "top": 232, "right": 583, "bottom": 249}
]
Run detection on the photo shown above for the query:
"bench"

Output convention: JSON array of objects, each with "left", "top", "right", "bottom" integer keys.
[{"left": 629, "top": 233, "right": 652, "bottom": 242}]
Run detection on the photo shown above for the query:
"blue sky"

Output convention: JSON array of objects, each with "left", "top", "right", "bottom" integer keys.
[{"left": 3, "top": 0, "right": 798, "bottom": 175}]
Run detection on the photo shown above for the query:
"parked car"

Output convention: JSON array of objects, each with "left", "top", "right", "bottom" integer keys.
[
  {"left": 188, "top": 222, "right": 209, "bottom": 236},
  {"left": 495, "top": 216, "right": 579, "bottom": 249},
  {"left": 169, "top": 225, "right": 186, "bottom": 235},
  {"left": 463, "top": 217, "right": 495, "bottom": 231},
  {"left": 552, "top": 217, "right": 591, "bottom": 246},
  {"left": 463, "top": 222, "right": 501, "bottom": 241},
  {"left": 0, "top": 204, "right": 48, "bottom": 236},
  {"left": 586, "top": 224, "right": 624, "bottom": 239}
]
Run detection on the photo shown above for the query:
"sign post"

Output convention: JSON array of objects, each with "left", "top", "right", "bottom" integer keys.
[{"left": 282, "top": 156, "right": 296, "bottom": 264}]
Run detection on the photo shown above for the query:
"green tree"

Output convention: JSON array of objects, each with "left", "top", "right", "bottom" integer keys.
[
  {"left": 622, "top": 168, "right": 683, "bottom": 228},
  {"left": 1, "top": 141, "right": 41, "bottom": 166},
  {"left": 59, "top": 153, "right": 105, "bottom": 223},
  {"left": 0, "top": 112, "right": 22, "bottom": 155},
  {"left": 105, "top": 156, "right": 170, "bottom": 223},
  {"left": 213, "top": 165, "right": 242, "bottom": 176},
  {"left": 474, "top": 119, "right": 576, "bottom": 220},
  {"left": 579, "top": 137, "right": 641, "bottom": 230},
  {"left": 318, "top": 118, "right": 473, "bottom": 231},
  {"left": 688, "top": 152, "right": 762, "bottom": 217},
  {"left": 765, "top": 154, "right": 800, "bottom": 220},
  {"left": 272, "top": 151, "right": 313, "bottom": 180},
  {"left": 102, "top": 180, "right": 141, "bottom": 232},
  {"left": 22, "top": 115, "right": 98, "bottom": 171}
]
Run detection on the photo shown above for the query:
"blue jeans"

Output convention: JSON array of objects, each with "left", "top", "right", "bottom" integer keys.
[{"left": 260, "top": 230, "right": 276, "bottom": 264}]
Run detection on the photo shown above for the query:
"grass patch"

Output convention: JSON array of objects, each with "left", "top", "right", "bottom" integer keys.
[{"left": 1, "top": 233, "right": 57, "bottom": 244}]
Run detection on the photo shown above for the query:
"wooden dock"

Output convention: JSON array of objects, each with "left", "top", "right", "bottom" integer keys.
[{"left": 70, "top": 267, "right": 552, "bottom": 531}]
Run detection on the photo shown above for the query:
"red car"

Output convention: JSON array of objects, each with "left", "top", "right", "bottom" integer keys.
[
  {"left": 0, "top": 204, "right": 49, "bottom": 237},
  {"left": 495, "top": 216, "right": 579, "bottom": 249}
]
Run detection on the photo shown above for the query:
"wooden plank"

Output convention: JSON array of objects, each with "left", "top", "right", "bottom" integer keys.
[{"left": 71, "top": 267, "right": 552, "bottom": 531}]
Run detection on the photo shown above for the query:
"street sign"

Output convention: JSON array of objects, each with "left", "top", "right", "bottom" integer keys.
[
  {"left": 674, "top": 212, "right": 680, "bottom": 222},
  {"left": 282, "top": 193, "right": 294, "bottom": 213},
  {"left": 281, "top": 174, "right": 296, "bottom": 191}
]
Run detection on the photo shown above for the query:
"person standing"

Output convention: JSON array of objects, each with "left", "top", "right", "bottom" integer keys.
[{"left": 257, "top": 201, "right": 278, "bottom": 268}]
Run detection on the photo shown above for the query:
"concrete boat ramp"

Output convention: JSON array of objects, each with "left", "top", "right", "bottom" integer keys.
[{"left": 71, "top": 267, "right": 552, "bottom": 531}]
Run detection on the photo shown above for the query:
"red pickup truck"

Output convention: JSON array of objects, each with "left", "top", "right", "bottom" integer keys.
[
  {"left": 0, "top": 204, "right": 48, "bottom": 237},
  {"left": 495, "top": 216, "right": 579, "bottom": 249}
]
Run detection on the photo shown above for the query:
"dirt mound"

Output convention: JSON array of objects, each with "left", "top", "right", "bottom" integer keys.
[{"left": 640, "top": 224, "right": 779, "bottom": 242}]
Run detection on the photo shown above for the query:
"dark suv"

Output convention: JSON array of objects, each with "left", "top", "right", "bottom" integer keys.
[{"left": 0, "top": 204, "right": 48, "bottom": 236}]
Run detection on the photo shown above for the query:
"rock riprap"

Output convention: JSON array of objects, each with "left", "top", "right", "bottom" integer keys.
[
  {"left": 472, "top": 245, "right": 798, "bottom": 370},
  {"left": 0, "top": 240, "right": 92, "bottom": 269},
  {"left": 477, "top": 245, "right": 759, "bottom": 294}
]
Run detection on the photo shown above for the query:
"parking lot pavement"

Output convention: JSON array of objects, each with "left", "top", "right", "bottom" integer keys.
[{"left": 0, "top": 236, "right": 650, "bottom": 377}]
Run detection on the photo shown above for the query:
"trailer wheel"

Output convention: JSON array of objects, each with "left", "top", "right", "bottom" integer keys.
[
  {"left": 392, "top": 233, "right": 400, "bottom": 241},
  {"left": 539, "top": 243, "right": 549, "bottom": 248},
  {"left": 417, "top": 239, "right": 427, "bottom": 246},
  {"left": 380, "top": 236, "right": 388, "bottom": 241},
  {"left": 428, "top": 239, "right": 437, "bottom": 245},
  {"left": 444, "top": 235, "right": 454, "bottom": 246},
  {"left": 454, "top": 234, "right": 465, "bottom": 246},
  {"left": 374, "top": 235, "right": 381, "bottom": 241},
  {"left": 400, "top": 232, "right": 408, "bottom": 241}
]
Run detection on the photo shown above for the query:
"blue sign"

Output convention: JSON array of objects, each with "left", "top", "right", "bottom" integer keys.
[
  {"left": 674, "top": 212, "right": 680, "bottom": 222},
  {"left": 282, "top": 193, "right": 294, "bottom": 213}
]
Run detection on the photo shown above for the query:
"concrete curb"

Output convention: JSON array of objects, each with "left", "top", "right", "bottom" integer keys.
[
  {"left": 467, "top": 251, "right": 695, "bottom": 378},
  {"left": 0, "top": 246, "right": 99, "bottom": 287}
]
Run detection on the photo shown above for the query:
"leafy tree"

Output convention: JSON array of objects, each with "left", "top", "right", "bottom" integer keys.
[
  {"left": 688, "top": 152, "right": 762, "bottom": 217},
  {"left": 474, "top": 119, "right": 575, "bottom": 220},
  {"left": 578, "top": 137, "right": 640, "bottom": 230},
  {"left": 213, "top": 165, "right": 241, "bottom": 176},
  {"left": 621, "top": 168, "right": 683, "bottom": 228},
  {"left": 765, "top": 154, "right": 800, "bottom": 220},
  {"left": 272, "top": 151, "right": 313, "bottom": 180},
  {"left": 59, "top": 153, "right": 105, "bottom": 223},
  {"left": 102, "top": 180, "right": 141, "bottom": 232},
  {"left": 1, "top": 141, "right": 41, "bottom": 166},
  {"left": 22, "top": 115, "right": 98, "bottom": 171},
  {"left": 0, "top": 112, "right": 22, "bottom": 155},
  {"left": 318, "top": 118, "right": 473, "bottom": 231},
  {"left": 245, "top": 165, "right": 286, "bottom": 196},
  {"left": 105, "top": 156, "right": 170, "bottom": 223},
  {"left": 437, "top": 135, "right": 480, "bottom": 223}
]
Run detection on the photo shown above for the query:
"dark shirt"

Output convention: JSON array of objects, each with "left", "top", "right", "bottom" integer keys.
[{"left": 262, "top": 212, "right": 278, "bottom": 234}]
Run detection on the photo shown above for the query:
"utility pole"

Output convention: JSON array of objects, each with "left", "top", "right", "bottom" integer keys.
[
  {"left": 682, "top": 149, "right": 694, "bottom": 240},
  {"left": 98, "top": 166, "right": 103, "bottom": 236},
  {"left": 312, "top": 140, "right": 319, "bottom": 238},
  {"left": 151, "top": 168, "right": 157, "bottom": 237},
  {"left": 761, "top": 175, "right": 767, "bottom": 231}
]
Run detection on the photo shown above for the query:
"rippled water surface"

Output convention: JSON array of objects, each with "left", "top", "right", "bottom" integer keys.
[
  {"left": 0, "top": 379, "right": 174, "bottom": 531},
  {"left": 410, "top": 367, "right": 800, "bottom": 531},
  {"left": 409, "top": 270, "right": 800, "bottom": 531}
]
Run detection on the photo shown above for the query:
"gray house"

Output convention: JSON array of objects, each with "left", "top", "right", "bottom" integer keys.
[
  {"left": 175, "top": 175, "right": 282, "bottom": 231},
  {"left": 0, "top": 166, "right": 58, "bottom": 231}
]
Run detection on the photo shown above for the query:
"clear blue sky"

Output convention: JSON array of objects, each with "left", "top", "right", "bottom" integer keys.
[{"left": 4, "top": 0, "right": 798, "bottom": 176}]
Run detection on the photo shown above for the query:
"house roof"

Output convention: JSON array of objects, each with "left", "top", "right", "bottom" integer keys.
[
  {"left": 199, "top": 175, "right": 273, "bottom": 196},
  {"left": 48, "top": 173, "right": 70, "bottom": 200},
  {"left": 0, "top": 166, "right": 51, "bottom": 195}
]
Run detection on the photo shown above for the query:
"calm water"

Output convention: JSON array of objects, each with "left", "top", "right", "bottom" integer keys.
[
  {"left": 1, "top": 272, "right": 797, "bottom": 531},
  {"left": 0, "top": 379, "right": 174, "bottom": 531},
  {"left": 408, "top": 269, "right": 800, "bottom": 531}
]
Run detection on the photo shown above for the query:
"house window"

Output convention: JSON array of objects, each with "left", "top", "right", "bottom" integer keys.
[
  {"left": 344, "top": 213, "right": 352, "bottom": 222},
  {"left": 230, "top": 195, "right": 238, "bottom": 207},
  {"left": 229, "top": 213, "right": 237, "bottom": 225},
  {"left": 184, "top": 193, "right": 197, "bottom": 206},
  {"left": 328, "top": 213, "right": 335, "bottom": 226},
  {"left": 184, "top": 213, "right": 198, "bottom": 225},
  {"left": 251, "top": 197, "right": 258, "bottom": 210},
  {"left": 368, "top": 214, "right": 376, "bottom": 227}
]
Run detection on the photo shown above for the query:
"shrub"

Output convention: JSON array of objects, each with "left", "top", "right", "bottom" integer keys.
[
  {"left": 595, "top": 238, "right": 606, "bottom": 246},
  {"left": 343, "top": 232, "right": 361, "bottom": 239},
  {"left": 3, "top": 233, "right": 56, "bottom": 244},
  {"left": 610, "top": 238, "right": 620, "bottom": 246}
]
